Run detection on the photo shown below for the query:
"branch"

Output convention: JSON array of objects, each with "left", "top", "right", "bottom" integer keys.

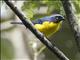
[
  {"left": 4, "top": 0, "right": 69, "bottom": 60},
  {"left": 60, "top": 0, "right": 80, "bottom": 52}
]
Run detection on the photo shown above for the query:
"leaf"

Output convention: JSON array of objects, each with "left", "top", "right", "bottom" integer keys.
[{"left": 24, "top": 9, "right": 34, "bottom": 19}]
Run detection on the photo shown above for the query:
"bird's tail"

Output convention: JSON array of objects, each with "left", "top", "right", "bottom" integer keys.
[{"left": 11, "top": 22, "right": 23, "bottom": 25}]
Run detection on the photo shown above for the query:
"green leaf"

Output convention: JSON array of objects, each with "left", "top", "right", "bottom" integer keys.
[{"left": 24, "top": 9, "right": 34, "bottom": 19}]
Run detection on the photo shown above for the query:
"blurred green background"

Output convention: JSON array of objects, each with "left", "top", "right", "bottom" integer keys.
[{"left": 1, "top": 0, "right": 80, "bottom": 60}]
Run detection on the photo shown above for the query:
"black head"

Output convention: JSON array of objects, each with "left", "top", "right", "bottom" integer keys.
[{"left": 51, "top": 14, "right": 65, "bottom": 23}]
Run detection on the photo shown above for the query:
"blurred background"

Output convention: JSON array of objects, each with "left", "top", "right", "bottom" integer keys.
[{"left": 1, "top": 0, "right": 80, "bottom": 60}]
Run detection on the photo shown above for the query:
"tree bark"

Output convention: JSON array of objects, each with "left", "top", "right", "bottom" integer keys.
[{"left": 60, "top": 0, "right": 80, "bottom": 51}]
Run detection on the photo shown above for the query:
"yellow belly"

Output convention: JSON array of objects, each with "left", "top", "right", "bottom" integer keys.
[{"left": 34, "top": 21, "right": 62, "bottom": 36}]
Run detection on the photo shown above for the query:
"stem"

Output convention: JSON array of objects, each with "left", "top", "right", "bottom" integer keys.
[
  {"left": 34, "top": 52, "right": 38, "bottom": 60},
  {"left": 38, "top": 46, "right": 46, "bottom": 55}
]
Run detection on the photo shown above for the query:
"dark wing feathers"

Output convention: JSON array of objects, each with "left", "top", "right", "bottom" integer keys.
[{"left": 32, "top": 16, "right": 54, "bottom": 24}]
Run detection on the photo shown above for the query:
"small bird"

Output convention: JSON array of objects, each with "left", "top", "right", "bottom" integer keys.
[{"left": 11, "top": 14, "right": 64, "bottom": 37}]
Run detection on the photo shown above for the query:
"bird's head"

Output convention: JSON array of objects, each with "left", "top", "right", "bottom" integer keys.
[{"left": 50, "top": 14, "right": 65, "bottom": 23}]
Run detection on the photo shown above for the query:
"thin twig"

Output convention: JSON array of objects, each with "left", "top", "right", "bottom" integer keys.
[
  {"left": 60, "top": 0, "right": 80, "bottom": 52},
  {"left": 4, "top": 0, "right": 69, "bottom": 60}
]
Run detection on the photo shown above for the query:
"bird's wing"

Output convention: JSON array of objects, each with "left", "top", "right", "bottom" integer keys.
[{"left": 32, "top": 16, "right": 54, "bottom": 24}]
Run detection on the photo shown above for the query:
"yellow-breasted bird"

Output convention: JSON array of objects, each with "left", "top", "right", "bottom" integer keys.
[{"left": 11, "top": 14, "right": 64, "bottom": 37}]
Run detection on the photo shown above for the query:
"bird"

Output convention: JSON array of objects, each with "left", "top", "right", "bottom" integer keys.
[{"left": 11, "top": 14, "right": 64, "bottom": 37}]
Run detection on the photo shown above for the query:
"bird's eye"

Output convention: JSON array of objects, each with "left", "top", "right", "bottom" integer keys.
[{"left": 55, "top": 16, "right": 59, "bottom": 20}]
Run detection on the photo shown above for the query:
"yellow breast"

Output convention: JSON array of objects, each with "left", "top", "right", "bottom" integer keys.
[{"left": 34, "top": 21, "right": 62, "bottom": 36}]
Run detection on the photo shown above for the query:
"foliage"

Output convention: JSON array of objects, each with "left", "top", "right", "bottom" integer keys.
[
  {"left": 1, "top": 38, "right": 14, "bottom": 60},
  {"left": 1, "top": 0, "right": 80, "bottom": 60},
  {"left": 72, "top": 0, "right": 80, "bottom": 14},
  {"left": 22, "top": 0, "right": 64, "bottom": 20},
  {"left": 22, "top": 0, "right": 80, "bottom": 20}
]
